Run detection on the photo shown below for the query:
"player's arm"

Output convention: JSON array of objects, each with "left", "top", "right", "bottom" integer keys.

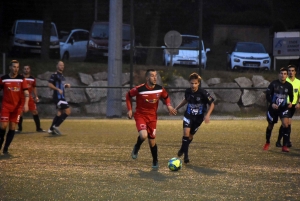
[
  {"left": 161, "top": 88, "right": 177, "bottom": 115},
  {"left": 204, "top": 102, "right": 215, "bottom": 123},
  {"left": 23, "top": 89, "right": 29, "bottom": 112},
  {"left": 48, "top": 82, "right": 63, "bottom": 95},
  {"left": 175, "top": 99, "right": 187, "bottom": 111},
  {"left": 288, "top": 84, "right": 294, "bottom": 108},
  {"left": 126, "top": 88, "right": 138, "bottom": 119}
]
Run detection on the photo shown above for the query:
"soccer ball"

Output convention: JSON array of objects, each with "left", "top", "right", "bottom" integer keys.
[{"left": 168, "top": 157, "right": 182, "bottom": 171}]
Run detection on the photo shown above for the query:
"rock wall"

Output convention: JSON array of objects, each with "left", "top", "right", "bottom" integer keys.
[{"left": 33, "top": 71, "right": 269, "bottom": 117}]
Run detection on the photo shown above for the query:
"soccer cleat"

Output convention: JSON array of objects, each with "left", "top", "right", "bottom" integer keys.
[
  {"left": 282, "top": 146, "right": 289, "bottom": 152},
  {"left": 52, "top": 126, "right": 62, "bottom": 135},
  {"left": 15, "top": 130, "right": 22, "bottom": 134},
  {"left": 263, "top": 143, "right": 270, "bottom": 151},
  {"left": 177, "top": 149, "right": 183, "bottom": 157},
  {"left": 131, "top": 145, "right": 138, "bottom": 159},
  {"left": 3, "top": 147, "right": 8, "bottom": 154},
  {"left": 36, "top": 128, "right": 46, "bottom": 132},
  {"left": 275, "top": 141, "right": 282, "bottom": 147},
  {"left": 184, "top": 158, "right": 190, "bottom": 164},
  {"left": 287, "top": 142, "right": 292, "bottom": 148},
  {"left": 152, "top": 161, "right": 159, "bottom": 169}
]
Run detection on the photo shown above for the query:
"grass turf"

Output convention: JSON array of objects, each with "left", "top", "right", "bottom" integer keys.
[{"left": 0, "top": 119, "right": 299, "bottom": 200}]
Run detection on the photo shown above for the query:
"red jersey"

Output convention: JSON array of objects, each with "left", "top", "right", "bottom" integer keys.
[
  {"left": 126, "top": 83, "right": 171, "bottom": 117},
  {"left": 0, "top": 74, "right": 27, "bottom": 111},
  {"left": 24, "top": 75, "right": 36, "bottom": 100}
]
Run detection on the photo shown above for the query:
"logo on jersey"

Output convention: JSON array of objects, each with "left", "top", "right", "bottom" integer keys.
[
  {"left": 8, "top": 87, "right": 20, "bottom": 91},
  {"left": 140, "top": 124, "right": 146, "bottom": 129},
  {"left": 145, "top": 99, "right": 158, "bottom": 103},
  {"left": 285, "top": 89, "right": 288, "bottom": 92},
  {"left": 294, "top": 89, "right": 298, "bottom": 93}
]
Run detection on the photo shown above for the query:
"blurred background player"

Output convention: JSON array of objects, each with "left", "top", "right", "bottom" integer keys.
[
  {"left": 264, "top": 67, "right": 293, "bottom": 152},
  {"left": 276, "top": 64, "right": 300, "bottom": 148},
  {"left": 48, "top": 61, "right": 71, "bottom": 135},
  {"left": 0, "top": 60, "right": 29, "bottom": 154},
  {"left": 126, "top": 69, "right": 177, "bottom": 168},
  {"left": 15, "top": 65, "right": 45, "bottom": 133},
  {"left": 174, "top": 72, "right": 214, "bottom": 164}
]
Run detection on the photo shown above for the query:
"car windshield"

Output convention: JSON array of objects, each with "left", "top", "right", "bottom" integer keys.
[
  {"left": 180, "top": 36, "right": 202, "bottom": 50},
  {"left": 234, "top": 43, "right": 266, "bottom": 53},
  {"left": 16, "top": 22, "right": 57, "bottom": 37},
  {"left": 92, "top": 24, "right": 131, "bottom": 40},
  {"left": 59, "top": 32, "right": 70, "bottom": 42}
]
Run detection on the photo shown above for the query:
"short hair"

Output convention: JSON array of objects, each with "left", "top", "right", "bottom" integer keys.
[
  {"left": 288, "top": 64, "right": 297, "bottom": 71},
  {"left": 279, "top": 67, "right": 288, "bottom": 73},
  {"left": 145, "top": 69, "right": 156, "bottom": 77},
  {"left": 9, "top": 60, "right": 19, "bottom": 66},
  {"left": 189, "top": 72, "right": 202, "bottom": 82}
]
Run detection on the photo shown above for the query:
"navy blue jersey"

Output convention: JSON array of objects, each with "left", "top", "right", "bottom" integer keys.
[
  {"left": 184, "top": 88, "right": 214, "bottom": 116},
  {"left": 266, "top": 80, "right": 293, "bottom": 109},
  {"left": 48, "top": 72, "right": 66, "bottom": 100}
]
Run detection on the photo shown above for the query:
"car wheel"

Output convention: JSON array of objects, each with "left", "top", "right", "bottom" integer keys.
[{"left": 62, "top": 52, "right": 69, "bottom": 61}]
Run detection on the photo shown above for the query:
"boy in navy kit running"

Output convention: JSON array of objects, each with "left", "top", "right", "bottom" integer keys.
[{"left": 175, "top": 72, "right": 215, "bottom": 163}]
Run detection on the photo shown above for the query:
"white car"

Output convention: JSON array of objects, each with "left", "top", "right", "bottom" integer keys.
[
  {"left": 162, "top": 35, "right": 210, "bottom": 69},
  {"left": 227, "top": 42, "right": 271, "bottom": 71},
  {"left": 59, "top": 29, "right": 89, "bottom": 61}
]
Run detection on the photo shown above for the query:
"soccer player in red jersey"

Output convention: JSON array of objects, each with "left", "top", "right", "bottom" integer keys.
[
  {"left": 126, "top": 69, "right": 177, "bottom": 168},
  {"left": 0, "top": 60, "right": 29, "bottom": 154},
  {"left": 15, "top": 65, "right": 45, "bottom": 133}
]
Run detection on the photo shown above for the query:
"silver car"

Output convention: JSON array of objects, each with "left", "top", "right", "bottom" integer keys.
[
  {"left": 59, "top": 29, "right": 89, "bottom": 61},
  {"left": 227, "top": 42, "right": 271, "bottom": 71},
  {"left": 162, "top": 35, "right": 210, "bottom": 69}
]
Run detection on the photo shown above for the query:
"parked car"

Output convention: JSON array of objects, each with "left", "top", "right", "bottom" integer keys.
[
  {"left": 227, "top": 42, "right": 271, "bottom": 71},
  {"left": 59, "top": 29, "right": 89, "bottom": 61},
  {"left": 8, "top": 19, "right": 60, "bottom": 58},
  {"left": 162, "top": 35, "right": 210, "bottom": 68},
  {"left": 86, "top": 21, "right": 134, "bottom": 61}
]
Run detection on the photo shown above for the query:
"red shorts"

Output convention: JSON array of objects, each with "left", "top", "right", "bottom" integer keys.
[
  {"left": 28, "top": 98, "right": 37, "bottom": 111},
  {"left": 134, "top": 113, "right": 157, "bottom": 139},
  {"left": 0, "top": 106, "right": 22, "bottom": 123}
]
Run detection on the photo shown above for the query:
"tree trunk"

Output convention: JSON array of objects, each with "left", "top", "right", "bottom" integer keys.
[
  {"left": 145, "top": 7, "right": 161, "bottom": 65},
  {"left": 41, "top": 2, "right": 53, "bottom": 60}
]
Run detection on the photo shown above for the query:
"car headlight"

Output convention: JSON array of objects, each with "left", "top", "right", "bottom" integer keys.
[
  {"left": 50, "top": 41, "right": 59, "bottom": 46},
  {"left": 15, "top": 38, "right": 25, "bottom": 44},
  {"left": 234, "top": 58, "right": 240, "bottom": 62},
  {"left": 263, "top": 60, "right": 270, "bottom": 64},
  {"left": 124, "top": 43, "right": 130, "bottom": 50},
  {"left": 88, "top": 40, "right": 96, "bottom": 48}
]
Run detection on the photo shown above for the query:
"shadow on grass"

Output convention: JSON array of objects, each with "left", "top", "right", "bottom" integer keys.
[
  {"left": 0, "top": 153, "right": 20, "bottom": 160},
  {"left": 129, "top": 169, "right": 170, "bottom": 182},
  {"left": 184, "top": 164, "right": 227, "bottom": 175}
]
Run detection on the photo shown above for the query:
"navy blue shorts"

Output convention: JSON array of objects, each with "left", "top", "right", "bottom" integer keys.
[{"left": 183, "top": 115, "right": 204, "bottom": 135}]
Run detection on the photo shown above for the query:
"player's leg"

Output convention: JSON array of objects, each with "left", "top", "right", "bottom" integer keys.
[
  {"left": 276, "top": 126, "right": 283, "bottom": 147},
  {"left": 287, "top": 106, "right": 295, "bottom": 147},
  {"left": 52, "top": 101, "right": 71, "bottom": 134},
  {"left": 131, "top": 116, "right": 147, "bottom": 159},
  {"left": 147, "top": 121, "right": 158, "bottom": 168},
  {"left": 30, "top": 102, "right": 45, "bottom": 132},
  {"left": 280, "top": 116, "right": 290, "bottom": 152},
  {"left": 264, "top": 109, "right": 277, "bottom": 150},
  {"left": 0, "top": 108, "right": 10, "bottom": 151},
  {"left": 3, "top": 110, "right": 20, "bottom": 154},
  {"left": 16, "top": 115, "right": 23, "bottom": 133}
]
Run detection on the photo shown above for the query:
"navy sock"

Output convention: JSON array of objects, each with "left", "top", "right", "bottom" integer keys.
[
  {"left": 55, "top": 113, "right": 68, "bottom": 127},
  {"left": 18, "top": 116, "right": 23, "bottom": 131},
  {"left": 150, "top": 144, "right": 158, "bottom": 162},
  {"left": 277, "top": 126, "right": 283, "bottom": 142},
  {"left": 50, "top": 115, "right": 59, "bottom": 130},
  {"left": 282, "top": 127, "right": 289, "bottom": 146},
  {"left": 266, "top": 127, "right": 272, "bottom": 143},
  {"left": 0, "top": 129, "right": 6, "bottom": 150},
  {"left": 33, "top": 114, "right": 41, "bottom": 130},
  {"left": 4, "top": 130, "right": 16, "bottom": 151}
]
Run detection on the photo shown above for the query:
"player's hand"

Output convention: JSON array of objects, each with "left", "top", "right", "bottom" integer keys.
[
  {"left": 167, "top": 106, "right": 177, "bottom": 116},
  {"left": 127, "top": 110, "right": 133, "bottom": 119},
  {"left": 204, "top": 115, "right": 210, "bottom": 123},
  {"left": 287, "top": 102, "right": 292, "bottom": 108},
  {"left": 35, "top": 97, "right": 40, "bottom": 103},
  {"left": 23, "top": 105, "right": 29, "bottom": 113},
  {"left": 58, "top": 89, "right": 63, "bottom": 95},
  {"left": 295, "top": 103, "right": 300, "bottom": 109},
  {"left": 64, "top": 84, "right": 71, "bottom": 88},
  {"left": 272, "top": 103, "right": 278, "bottom": 109}
]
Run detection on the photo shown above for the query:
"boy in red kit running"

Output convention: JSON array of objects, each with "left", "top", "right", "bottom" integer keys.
[
  {"left": 126, "top": 69, "right": 177, "bottom": 168},
  {"left": 0, "top": 60, "right": 29, "bottom": 154}
]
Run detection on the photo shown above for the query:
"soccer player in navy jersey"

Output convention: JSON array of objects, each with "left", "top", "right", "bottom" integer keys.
[
  {"left": 174, "top": 72, "right": 214, "bottom": 164},
  {"left": 126, "top": 69, "right": 177, "bottom": 168},
  {"left": 0, "top": 60, "right": 29, "bottom": 154},
  {"left": 264, "top": 67, "right": 293, "bottom": 152},
  {"left": 48, "top": 61, "right": 71, "bottom": 135}
]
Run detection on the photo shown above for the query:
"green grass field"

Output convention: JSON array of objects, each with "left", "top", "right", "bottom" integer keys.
[{"left": 0, "top": 119, "right": 299, "bottom": 200}]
